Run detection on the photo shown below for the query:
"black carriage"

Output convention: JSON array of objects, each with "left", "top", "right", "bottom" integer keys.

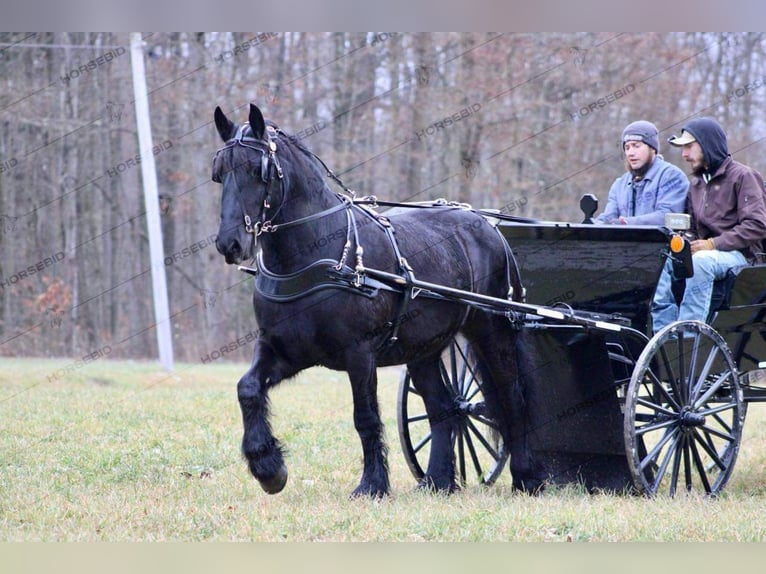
[{"left": 394, "top": 205, "right": 766, "bottom": 497}]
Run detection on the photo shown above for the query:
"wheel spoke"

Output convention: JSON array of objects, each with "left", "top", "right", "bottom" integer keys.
[
  {"left": 464, "top": 417, "right": 502, "bottom": 460},
  {"left": 690, "top": 345, "right": 720, "bottom": 404},
  {"left": 642, "top": 367, "right": 682, "bottom": 412},
  {"left": 709, "top": 409, "right": 735, "bottom": 435},
  {"left": 449, "top": 342, "right": 459, "bottom": 394},
  {"left": 649, "top": 428, "right": 681, "bottom": 493},
  {"left": 676, "top": 335, "right": 689, "bottom": 404},
  {"left": 686, "top": 334, "right": 703, "bottom": 403},
  {"left": 455, "top": 344, "right": 480, "bottom": 397},
  {"left": 659, "top": 346, "right": 682, "bottom": 407},
  {"left": 636, "top": 396, "right": 678, "bottom": 417},
  {"left": 667, "top": 432, "right": 683, "bottom": 496},
  {"left": 694, "top": 371, "right": 733, "bottom": 409},
  {"left": 640, "top": 427, "right": 678, "bottom": 473},
  {"left": 468, "top": 413, "right": 502, "bottom": 431},
  {"left": 453, "top": 340, "right": 478, "bottom": 394},
  {"left": 412, "top": 432, "right": 432, "bottom": 455},
  {"left": 635, "top": 416, "right": 677, "bottom": 436},
  {"left": 699, "top": 423, "right": 736, "bottom": 443},
  {"left": 456, "top": 427, "right": 467, "bottom": 484},
  {"left": 438, "top": 358, "right": 458, "bottom": 398},
  {"left": 692, "top": 428, "right": 729, "bottom": 472},
  {"left": 407, "top": 412, "right": 429, "bottom": 424},
  {"left": 702, "top": 401, "right": 738, "bottom": 418},
  {"left": 689, "top": 435, "right": 713, "bottom": 492},
  {"left": 683, "top": 437, "right": 693, "bottom": 492},
  {"left": 461, "top": 426, "right": 486, "bottom": 481},
  {"left": 464, "top": 384, "right": 482, "bottom": 403}
]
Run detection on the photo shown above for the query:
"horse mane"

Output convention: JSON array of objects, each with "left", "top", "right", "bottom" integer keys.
[{"left": 269, "top": 120, "right": 331, "bottom": 184}]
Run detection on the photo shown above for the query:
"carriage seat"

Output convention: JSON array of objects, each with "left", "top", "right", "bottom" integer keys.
[{"left": 708, "top": 267, "right": 741, "bottom": 318}]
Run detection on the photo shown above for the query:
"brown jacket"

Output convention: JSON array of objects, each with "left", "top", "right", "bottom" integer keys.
[{"left": 688, "top": 156, "right": 766, "bottom": 263}]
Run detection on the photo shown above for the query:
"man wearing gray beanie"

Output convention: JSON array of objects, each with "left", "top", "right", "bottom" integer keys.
[{"left": 595, "top": 120, "right": 689, "bottom": 225}]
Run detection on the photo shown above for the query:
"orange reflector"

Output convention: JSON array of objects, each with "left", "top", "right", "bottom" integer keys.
[{"left": 670, "top": 235, "right": 685, "bottom": 253}]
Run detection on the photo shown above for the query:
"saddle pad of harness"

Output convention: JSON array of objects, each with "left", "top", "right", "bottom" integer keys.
[{"left": 249, "top": 253, "right": 398, "bottom": 302}]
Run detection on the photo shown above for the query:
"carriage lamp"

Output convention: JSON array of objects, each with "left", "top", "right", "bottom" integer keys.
[{"left": 664, "top": 212, "right": 691, "bottom": 231}]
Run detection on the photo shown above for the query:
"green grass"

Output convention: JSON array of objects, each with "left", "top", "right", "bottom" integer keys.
[{"left": 1, "top": 357, "right": 766, "bottom": 541}]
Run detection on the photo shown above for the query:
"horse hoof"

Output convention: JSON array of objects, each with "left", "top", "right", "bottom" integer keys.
[
  {"left": 512, "top": 477, "right": 545, "bottom": 495},
  {"left": 416, "top": 476, "right": 457, "bottom": 494},
  {"left": 350, "top": 484, "right": 388, "bottom": 499},
  {"left": 259, "top": 465, "right": 288, "bottom": 494}
]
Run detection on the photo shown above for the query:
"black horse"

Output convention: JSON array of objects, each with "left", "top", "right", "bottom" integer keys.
[{"left": 212, "top": 103, "right": 537, "bottom": 497}]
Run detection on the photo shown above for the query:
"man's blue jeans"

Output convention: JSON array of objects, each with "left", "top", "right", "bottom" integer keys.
[{"left": 651, "top": 249, "right": 747, "bottom": 333}]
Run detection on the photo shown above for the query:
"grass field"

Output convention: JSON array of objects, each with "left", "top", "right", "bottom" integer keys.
[{"left": 2, "top": 356, "right": 766, "bottom": 542}]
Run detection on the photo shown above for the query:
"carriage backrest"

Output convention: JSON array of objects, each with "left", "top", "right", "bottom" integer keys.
[
  {"left": 496, "top": 222, "right": 671, "bottom": 333},
  {"left": 709, "top": 263, "right": 766, "bottom": 373}
]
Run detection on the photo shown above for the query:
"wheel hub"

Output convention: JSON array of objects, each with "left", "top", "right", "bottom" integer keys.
[
  {"left": 679, "top": 407, "right": 706, "bottom": 429},
  {"left": 455, "top": 399, "right": 487, "bottom": 418}
]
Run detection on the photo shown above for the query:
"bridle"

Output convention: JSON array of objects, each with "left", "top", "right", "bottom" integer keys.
[
  {"left": 212, "top": 121, "right": 366, "bottom": 273},
  {"left": 212, "top": 122, "right": 285, "bottom": 235}
]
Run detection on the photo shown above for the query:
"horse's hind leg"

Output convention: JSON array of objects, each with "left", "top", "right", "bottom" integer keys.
[
  {"left": 465, "top": 323, "right": 544, "bottom": 494},
  {"left": 238, "top": 341, "right": 290, "bottom": 494},
  {"left": 346, "top": 354, "right": 390, "bottom": 497},
  {"left": 406, "top": 358, "right": 458, "bottom": 493}
]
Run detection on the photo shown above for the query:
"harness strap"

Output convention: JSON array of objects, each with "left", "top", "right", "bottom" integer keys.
[
  {"left": 256, "top": 196, "right": 350, "bottom": 235},
  {"left": 493, "top": 224, "right": 526, "bottom": 303},
  {"left": 240, "top": 254, "right": 400, "bottom": 302},
  {"left": 381, "top": 224, "right": 414, "bottom": 346}
]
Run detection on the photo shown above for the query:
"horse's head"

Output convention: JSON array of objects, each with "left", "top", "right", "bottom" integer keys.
[{"left": 212, "top": 104, "right": 285, "bottom": 265}]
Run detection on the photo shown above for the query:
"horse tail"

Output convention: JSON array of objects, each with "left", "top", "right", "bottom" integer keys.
[{"left": 464, "top": 318, "right": 544, "bottom": 492}]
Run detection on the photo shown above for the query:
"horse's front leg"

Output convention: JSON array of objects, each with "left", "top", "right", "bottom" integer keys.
[
  {"left": 346, "top": 355, "right": 389, "bottom": 498},
  {"left": 238, "top": 341, "right": 289, "bottom": 494}
]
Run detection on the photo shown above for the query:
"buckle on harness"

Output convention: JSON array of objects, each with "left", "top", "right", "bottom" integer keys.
[{"left": 254, "top": 220, "right": 275, "bottom": 235}]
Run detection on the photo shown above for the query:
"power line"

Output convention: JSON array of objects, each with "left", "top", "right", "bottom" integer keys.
[
  {"left": 0, "top": 43, "right": 129, "bottom": 50},
  {"left": 0, "top": 33, "right": 155, "bottom": 51}
]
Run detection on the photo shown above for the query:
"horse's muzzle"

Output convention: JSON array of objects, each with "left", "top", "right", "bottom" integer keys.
[{"left": 216, "top": 236, "right": 244, "bottom": 265}]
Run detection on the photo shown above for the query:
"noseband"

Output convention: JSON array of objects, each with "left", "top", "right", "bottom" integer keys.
[{"left": 212, "top": 122, "right": 285, "bottom": 235}]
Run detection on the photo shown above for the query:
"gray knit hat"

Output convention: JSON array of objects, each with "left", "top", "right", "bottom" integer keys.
[{"left": 622, "top": 120, "right": 660, "bottom": 153}]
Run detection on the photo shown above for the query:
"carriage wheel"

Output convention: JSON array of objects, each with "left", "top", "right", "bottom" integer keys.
[
  {"left": 624, "top": 320, "right": 745, "bottom": 497},
  {"left": 397, "top": 336, "right": 508, "bottom": 487}
]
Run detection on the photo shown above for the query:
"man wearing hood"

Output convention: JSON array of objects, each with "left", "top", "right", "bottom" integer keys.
[
  {"left": 652, "top": 116, "right": 766, "bottom": 333},
  {"left": 595, "top": 120, "right": 689, "bottom": 225}
]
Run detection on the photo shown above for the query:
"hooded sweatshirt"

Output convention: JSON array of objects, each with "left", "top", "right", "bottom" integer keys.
[
  {"left": 679, "top": 117, "right": 766, "bottom": 263},
  {"left": 680, "top": 117, "right": 730, "bottom": 178}
]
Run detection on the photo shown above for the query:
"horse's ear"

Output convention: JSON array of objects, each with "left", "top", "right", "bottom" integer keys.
[
  {"left": 248, "top": 103, "right": 266, "bottom": 140},
  {"left": 214, "top": 106, "right": 235, "bottom": 142}
]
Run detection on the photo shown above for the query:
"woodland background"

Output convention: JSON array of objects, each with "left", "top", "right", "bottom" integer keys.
[{"left": 2, "top": 32, "right": 766, "bottom": 363}]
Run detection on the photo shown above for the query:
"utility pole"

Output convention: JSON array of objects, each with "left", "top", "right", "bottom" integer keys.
[{"left": 130, "top": 32, "right": 174, "bottom": 371}]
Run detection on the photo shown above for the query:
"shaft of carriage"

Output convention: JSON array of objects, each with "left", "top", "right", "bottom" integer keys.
[{"left": 356, "top": 263, "right": 628, "bottom": 334}]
